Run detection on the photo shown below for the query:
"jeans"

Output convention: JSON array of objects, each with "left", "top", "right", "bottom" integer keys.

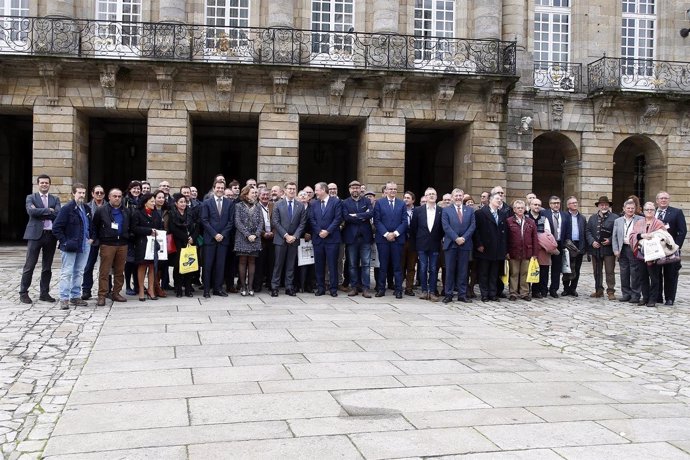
[
  {"left": 59, "top": 243, "right": 91, "bottom": 301},
  {"left": 417, "top": 250, "right": 439, "bottom": 293},
  {"left": 347, "top": 240, "right": 372, "bottom": 289}
]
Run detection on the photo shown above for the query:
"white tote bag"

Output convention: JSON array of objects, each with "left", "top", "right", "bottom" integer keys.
[
  {"left": 297, "top": 239, "right": 315, "bottom": 266},
  {"left": 145, "top": 230, "right": 168, "bottom": 261},
  {"left": 641, "top": 238, "right": 665, "bottom": 262}
]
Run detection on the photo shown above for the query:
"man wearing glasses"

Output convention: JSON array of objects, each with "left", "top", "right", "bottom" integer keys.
[
  {"left": 655, "top": 191, "right": 687, "bottom": 306},
  {"left": 81, "top": 185, "right": 106, "bottom": 300}
]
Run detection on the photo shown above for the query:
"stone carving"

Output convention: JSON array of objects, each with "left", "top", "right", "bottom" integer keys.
[
  {"left": 99, "top": 64, "right": 119, "bottom": 109},
  {"left": 486, "top": 91, "right": 504, "bottom": 122},
  {"left": 435, "top": 79, "right": 457, "bottom": 120},
  {"left": 550, "top": 97, "right": 564, "bottom": 131},
  {"left": 154, "top": 66, "right": 177, "bottom": 110},
  {"left": 517, "top": 116, "right": 533, "bottom": 134},
  {"left": 639, "top": 100, "right": 659, "bottom": 131},
  {"left": 272, "top": 71, "right": 291, "bottom": 113},
  {"left": 215, "top": 68, "right": 234, "bottom": 112},
  {"left": 329, "top": 76, "right": 348, "bottom": 116},
  {"left": 380, "top": 76, "right": 404, "bottom": 117},
  {"left": 592, "top": 95, "right": 614, "bottom": 131},
  {"left": 679, "top": 110, "right": 690, "bottom": 136},
  {"left": 38, "top": 62, "right": 61, "bottom": 106}
]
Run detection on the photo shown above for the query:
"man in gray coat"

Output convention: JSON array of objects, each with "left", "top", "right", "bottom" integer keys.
[
  {"left": 271, "top": 181, "right": 307, "bottom": 297},
  {"left": 612, "top": 199, "right": 643, "bottom": 303}
]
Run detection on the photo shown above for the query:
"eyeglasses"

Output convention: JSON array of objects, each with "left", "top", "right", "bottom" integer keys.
[
  {"left": 328, "top": 188, "right": 337, "bottom": 191},
  {"left": 111, "top": 195, "right": 122, "bottom": 198},
  {"left": 94, "top": 191, "right": 104, "bottom": 195},
  {"left": 644, "top": 208, "right": 655, "bottom": 212}
]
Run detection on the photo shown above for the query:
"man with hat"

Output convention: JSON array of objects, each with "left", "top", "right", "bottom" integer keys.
[
  {"left": 341, "top": 180, "right": 374, "bottom": 297},
  {"left": 586, "top": 196, "right": 618, "bottom": 299}
]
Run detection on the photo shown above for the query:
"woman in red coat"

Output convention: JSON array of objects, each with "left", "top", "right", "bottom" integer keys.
[{"left": 506, "top": 199, "right": 539, "bottom": 300}]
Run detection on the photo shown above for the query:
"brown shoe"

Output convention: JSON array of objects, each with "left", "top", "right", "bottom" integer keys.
[
  {"left": 607, "top": 292, "right": 616, "bottom": 301},
  {"left": 361, "top": 289, "right": 372, "bottom": 298},
  {"left": 590, "top": 291, "right": 603, "bottom": 298},
  {"left": 96, "top": 297, "right": 106, "bottom": 306},
  {"left": 418, "top": 292, "right": 429, "bottom": 300},
  {"left": 155, "top": 286, "right": 168, "bottom": 298},
  {"left": 111, "top": 293, "right": 128, "bottom": 302},
  {"left": 428, "top": 294, "right": 440, "bottom": 302},
  {"left": 339, "top": 284, "right": 350, "bottom": 292},
  {"left": 347, "top": 288, "right": 358, "bottom": 297}
]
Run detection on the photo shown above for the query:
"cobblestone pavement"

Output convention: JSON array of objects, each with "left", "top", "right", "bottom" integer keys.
[{"left": 0, "top": 243, "right": 689, "bottom": 458}]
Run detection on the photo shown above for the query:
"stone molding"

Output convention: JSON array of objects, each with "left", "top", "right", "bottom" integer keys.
[
  {"left": 329, "top": 75, "right": 348, "bottom": 116},
  {"left": 99, "top": 64, "right": 119, "bottom": 109},
  {"left": 38, "top": 62, "right": 61, "bottom": 106},
  {"left": 380, "top": 76, "right": 404, "bottom": 117},
  {"left": 639, "top": 99, "right": 659, "bottom": 133},
  {"left": 592, "top": 95, "right": 614, "bottom": 131},
  {"left": 271, "top": 71, "right": 291, "bottom": 113},
  {"left": 435, "top": 78, "right": 458, "bottom": 120},
  {"left": 215, "top": 67, "right": 235, "bottom": 112},
  {"left": 154, "top": 66, "right": 177, "bottom": 110}
]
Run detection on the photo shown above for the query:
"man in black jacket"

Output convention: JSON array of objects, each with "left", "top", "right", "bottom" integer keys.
[
  {"left": 92, "top": 188, "right": 130, "bottom": 306},
  {"left": 561, "top": 196, "right": 587, "bottom": 297},
  {"left": 586, "top": 196, "right": 618, "bottom": 300},
  {"left": 655, "top": 191, "right": 687, "bottom": 306}
]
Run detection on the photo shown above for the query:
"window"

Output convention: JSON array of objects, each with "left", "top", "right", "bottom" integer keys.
[
  {"left": 205, "top": 0, "right": 250, "bottom": 55},
  {"left": 0, "top": 0, "right": 30, "bottom": 46},
  {"left": 621, "top": 0, "right": 655, "bottom": 79},
  {"left": 533, "top": 0, "right": 570, "bottom": 65},
  {"left": 413, "top": 0, "right": 455, "bottom": 61},
  {"left": 95, "top": 0, "right": 142, "bottom": 49},
  {"left": 311, "top": 0, "right": 354, "bottom": 55}
]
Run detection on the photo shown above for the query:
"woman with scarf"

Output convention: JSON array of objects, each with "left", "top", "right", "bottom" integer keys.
[{"left": 630, "top": 201, "right": 665, "bottom": 308}]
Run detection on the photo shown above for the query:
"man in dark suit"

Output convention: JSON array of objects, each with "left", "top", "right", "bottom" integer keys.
[
  {"left": 410, "top": 187, "right": 444, "bottom": 301},
  {"left": 546, "top": 195, "right": 568, "bottom": 297},
  {"left": 341, "top": 180, "right": 374, "bottom": 298},
  {"left": 441, "top": 188, "right": 476, "bottom": 303},
  {"left": 271, "top": 181, "right": 307, "bottom": 297},
  {"left": 373, "top": 181, "right": 408, "bottom": 299},
  {"left": 473, "top": 192, "right": 508, "bottom": 301},
  {"left": 200, "top": 179, "right": 235, "bottom": 298},
  {"left": 19, "top": 174, "right": 61, "bottom": 304},
  {"left": 562, "top": 196, "right": 587, "bottom": 297},
  {"left": 254, "top": 187, "right": 274, "bottom": 293},
  {"left": 655, "top": 191, "right": 687, "bottom": 306},
  {"left": 309, "top": 182, "right": 343, "bottom": 297}
]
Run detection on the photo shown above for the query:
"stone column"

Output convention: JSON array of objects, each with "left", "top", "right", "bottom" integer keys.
[
  {"left": 257, "top": 112, "right": 299, "bottom": 186},
  {"left": 159, "top": 0, "right": 187, "bottom": 23},
  {"left": 580, "top": 131, "right": 614, "bottom": 215},
  {"left": 472, "top": 0, "right": 501, "bottom": 39},
  {"left": 506, "top": 94, "right": 534, "bottom": 200},
  {"left": 146, "top": 108, "right": 191, "bottom": 188},
  {"left": 32, "top": 105, "right": 88, "bottom": 198},
  {"left": 372, "top": 0, "right": 399, "bottom": 33},
  {"left": 358, "top": 115, "right": 405, "bottom": 195},
  {"left": 465, "top": 119, "right": 507, "bottom": 198},
  {"left": 267, "top": 0, "right": 295, "bottom": 28},
  {"left": 45, "top": 0, "right": 74, "bottom": 17}
]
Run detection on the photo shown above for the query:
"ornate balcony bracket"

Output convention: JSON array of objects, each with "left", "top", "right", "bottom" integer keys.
[
  {"left": 435, "top": 78, "right": 458, "bottom": 120},
  {"left": 678, "top": 105, "right": 690, "bottom": 136},
  {"left": 638, "top": 99, "right": 659, "bottom": 133},
  {"left": 329, "top": 76, "right": 348, "bottom": 116},
  {"left": 592, "top": 94, "right": 614, "bottom": 132},
  {"left": 38, "top": 62, "right": 61, "bottom": 106},
  {"left": 485, "top": 81, "right": 509, "bottom": 122},
  {"left": 550, "top": 97, "right": 565, "bottom": 131},
  {"left": 271, "top": 71, "right": 291, "bottom": 113},
  {"left": 99, "top": 64, "right": 119, "bottom": 109},
  {"left": 215, "top": 67, "right": 234, "bottom": 112},
  {"left": 154, "top": 66, "right": 177, "bottom": 109},
  {"left": 380, "top": 76, "right": 404, "bottom": 117}
]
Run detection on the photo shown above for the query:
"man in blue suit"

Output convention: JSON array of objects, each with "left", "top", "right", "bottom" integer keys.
[
  {"left": 19, "top": 174, "right": 61, "bottom": 304},
  {"left": 200, "top": 179, "right": 235, "bottom": 298},
  {"left": 655, "top": 191, "right": 687, "bottom": 306},
  {"left": 473, "top": 192, "right": 508, "bottom": 301},
  {"left": 441, "top": 188, "right": 476, "bottom": 303},
  {"left": 341, "top": 180, "right": 374, "bottom": 298},
  {"left": 410, "top": 187, "right": 444, "bottom": 301},
  {"left": 373, "top": 181, "right": 408, "bottom": 299},
  {"left": 309, "top": 182, "right": 343, "bottom": 297}
]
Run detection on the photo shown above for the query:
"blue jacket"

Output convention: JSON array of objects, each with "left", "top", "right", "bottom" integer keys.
[
  {"left": 441, "top": 204, "right": 476, "bottom": 251},
  {"left": 341, "top": 197, "right": 374, "bottom": 244},
  {"left": 309, "top": 197, "right": 342, "bottom": 245},
  {"left": 373, "top": 197, "right": 407, "bottom": 244},
  {"left": 200, "top": 196, "right": 235, "bottom": 246},
  {"left": 52, "top": 200, "right": 94, "bottom": 253}
]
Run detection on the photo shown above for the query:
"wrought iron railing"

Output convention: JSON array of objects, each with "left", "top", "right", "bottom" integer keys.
[
  {"left": 533, "top": 61, "right": 582, "bottom": 92},
  {"left": 0, "top": 16, "right": 517, "bottom": 76},
  {"left": 588, "top": 56, "right": 690, "bottom": 94}
]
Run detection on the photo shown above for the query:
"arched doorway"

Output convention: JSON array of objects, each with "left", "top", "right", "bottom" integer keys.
[
  {"left": 532, "top": 132, "right": 579, "bottom": 202},
  {"left": 612, "top": 135, "right": 664, "bottom": 212}
]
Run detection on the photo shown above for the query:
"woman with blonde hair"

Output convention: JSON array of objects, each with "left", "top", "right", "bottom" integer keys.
[{"left": 234, "top": 185, "right": 262, "bottom": 296}]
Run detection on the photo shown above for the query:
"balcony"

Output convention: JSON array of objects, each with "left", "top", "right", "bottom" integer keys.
[
  {"left": 588, "top": 56, "right": 690, "bottom": 95},
  {"left": 533, "top": 61, "right": 582, "bottom": 92},
  {"left": 0, "top": 16, "right": 517, "bottom": 76}
]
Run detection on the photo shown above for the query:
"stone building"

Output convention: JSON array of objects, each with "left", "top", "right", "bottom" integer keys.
[{"left": 0, "top": 0, "right": 688, "bottom": 240}]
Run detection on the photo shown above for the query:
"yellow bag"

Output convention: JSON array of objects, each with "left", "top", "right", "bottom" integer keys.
[
  {"left": 500, "top": 259, "right": 509, "bottom": 286},
  {"left": 526, "top": 257, "right": 540, "bottom": 283},
  {"left": 179, "top": 244, "right": 199, "bottom": 274}
]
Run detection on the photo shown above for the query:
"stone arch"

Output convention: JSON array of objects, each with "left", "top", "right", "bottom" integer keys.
[
  {"left": 532, "top": 132, "right": 579, "bottom": 202},
  {"left": 612, "top": 135, "right": 664, "bottom": 212}
]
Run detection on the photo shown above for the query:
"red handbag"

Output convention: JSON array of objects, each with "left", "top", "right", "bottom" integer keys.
[{"left": 167, "top": 233, "right": 177, "bottom": 254}]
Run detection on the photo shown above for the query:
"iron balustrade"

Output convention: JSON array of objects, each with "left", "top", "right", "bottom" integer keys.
[
  {"left": 588, "top": 56, "right": 690, "bottom": 94},
  {"left": 0, "top": 16, "right": 516, "bottom": 76},
  {"left": 533, "top": 61, "right": 582, "bottom": 93}
]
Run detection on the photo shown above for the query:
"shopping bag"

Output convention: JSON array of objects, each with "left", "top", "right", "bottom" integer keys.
[
  {"left": 167, "top": 233, "right": 177, "bottom": 254},
  {"left": 656, "top": 250, "right": 681, "bottom": 265},
  {"left": 179, "top": 244, "right": 199, "bottom": 274},
  {"left": 298, "top": 239, "right": 315, "bottom": 266},
  {"left": 526, "top": 257, "right": 540, "bottom": 283},
  {"left": 641, "top": 238, "right": 665, "bottom": 262},
  {"left": 145, "top": 231, "right": 167, "bottom": 261},
  {"left": 562, "top": 248, "right": 571, "bottom": 274},
  {"left": 500, "top": 259, "right": 509, "bottom": 286},
  {"left": 370, "top": 243, "right": 380, "bottom": 268}
]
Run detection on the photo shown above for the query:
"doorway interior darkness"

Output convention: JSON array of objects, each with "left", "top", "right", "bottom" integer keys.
[
  {"left": 89, "top": 117, "right": 147, "bottom": 192},
  {"left": 404, "top": 127, "right": 456, "bottom": 202},
  {"left": 192, "top": 119, "right": 258, "bottom": 190},
  {"left": 0, "top": 115, "right": 32, "bottom": 242},
  {"left": 298, "top": 123, "right": 359, "bottom": 194}
]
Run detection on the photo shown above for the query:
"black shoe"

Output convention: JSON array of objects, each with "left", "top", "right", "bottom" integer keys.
[
  {"left": 203, "top": 291, "right": 210, "bottom": 298},
  {"left": 185, "top": 291, "right": 194, "bottom": 297},
  {"left": 549, "top": 290, "right": 559, "bottom": 298},
  {"left": 330, "top": 292, "right": 338, "bottom": 297},
  {"left": 176, "top": 292, "right": 183, "bottom": 298},
  {"left": 532, "top": 292, "right": 543, "bottom": 299},
  {"left": 481, "top": 297, "right": 489, "bottom": 302},
  {"left": 442, "top": 296, "right": 453, "bottom": 304},
  {"left": 286, "top": 289, "right": 297, "bottom": 297},
  {"left": 404, "top": 289, "right": 415, "bottom": 296},
  {"left": 619, "top": 296, "right": 631, "bottom": 302},
  {"left": 19, "top": 293, "right": 33, "bottom": 304},
  {"left": 665, "top": 300, "right": 674, "bottom": 306},
  {"left": 315, "top": 290, "right": 325, "bottom": 296},
  {"left": 81, "top": 292, "right": 91, "bottom": 301},
  {"left": 629, "top": 298, "right": 640, "bottom": 304},
  {"left": 39, "top": 294, "right": 56, "bottom": 302},
  {"left": 395, "top": 291, "right": 403, "bottom": 299},
  {"left": 561, "top": 290, "right": 570, "bottom": 297},
  {"left": 490, "top": 297, "right": 499, "bottom": 302},
  {"left": 271, "top": 290, "right": 279, "bottom": 297},
  {"left": 213, "top": 290, "right": 228, "bottom": 297},
  {"left": 375, "top": 290, "right": 385, "bottom": 298},
  {"left": 570, "top": 291, "right": 579, "bottom": 297}
]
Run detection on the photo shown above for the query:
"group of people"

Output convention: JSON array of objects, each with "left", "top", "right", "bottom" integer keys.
[{"left": 17, "top": 173, "right": 686, "bottom": 310}]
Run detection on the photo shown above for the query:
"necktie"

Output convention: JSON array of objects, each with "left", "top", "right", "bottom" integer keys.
[
  {"left": 492, "top": 210, "right": 498, "bottom": 224},
  {"left": 41, "top": 195, "right": 50, "bottom": 230},
  {"left": 456, "top": 205, "right": 463, "bottom": 224},
  {"left": 554, "top": 212, "right": 560, "bottom": 240},
  {"left": 389, "top": 200, "right": 394, "bottom": 209},
  {"left": 657, "top": 209, "right": 666, "bottom": 220},
  {"left": 288, "top": 201, "right": 293, "bottom": 220},
  {"left": 217, "top": 198, "right": 222, "bottom": 215},
  {"left": 321, "top": 200, "right": 325, "bottom": 212}
]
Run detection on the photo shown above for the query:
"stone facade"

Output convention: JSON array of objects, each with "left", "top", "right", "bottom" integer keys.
[{"left": 0, "top": 0, "right": 689, "bottom": 224}]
